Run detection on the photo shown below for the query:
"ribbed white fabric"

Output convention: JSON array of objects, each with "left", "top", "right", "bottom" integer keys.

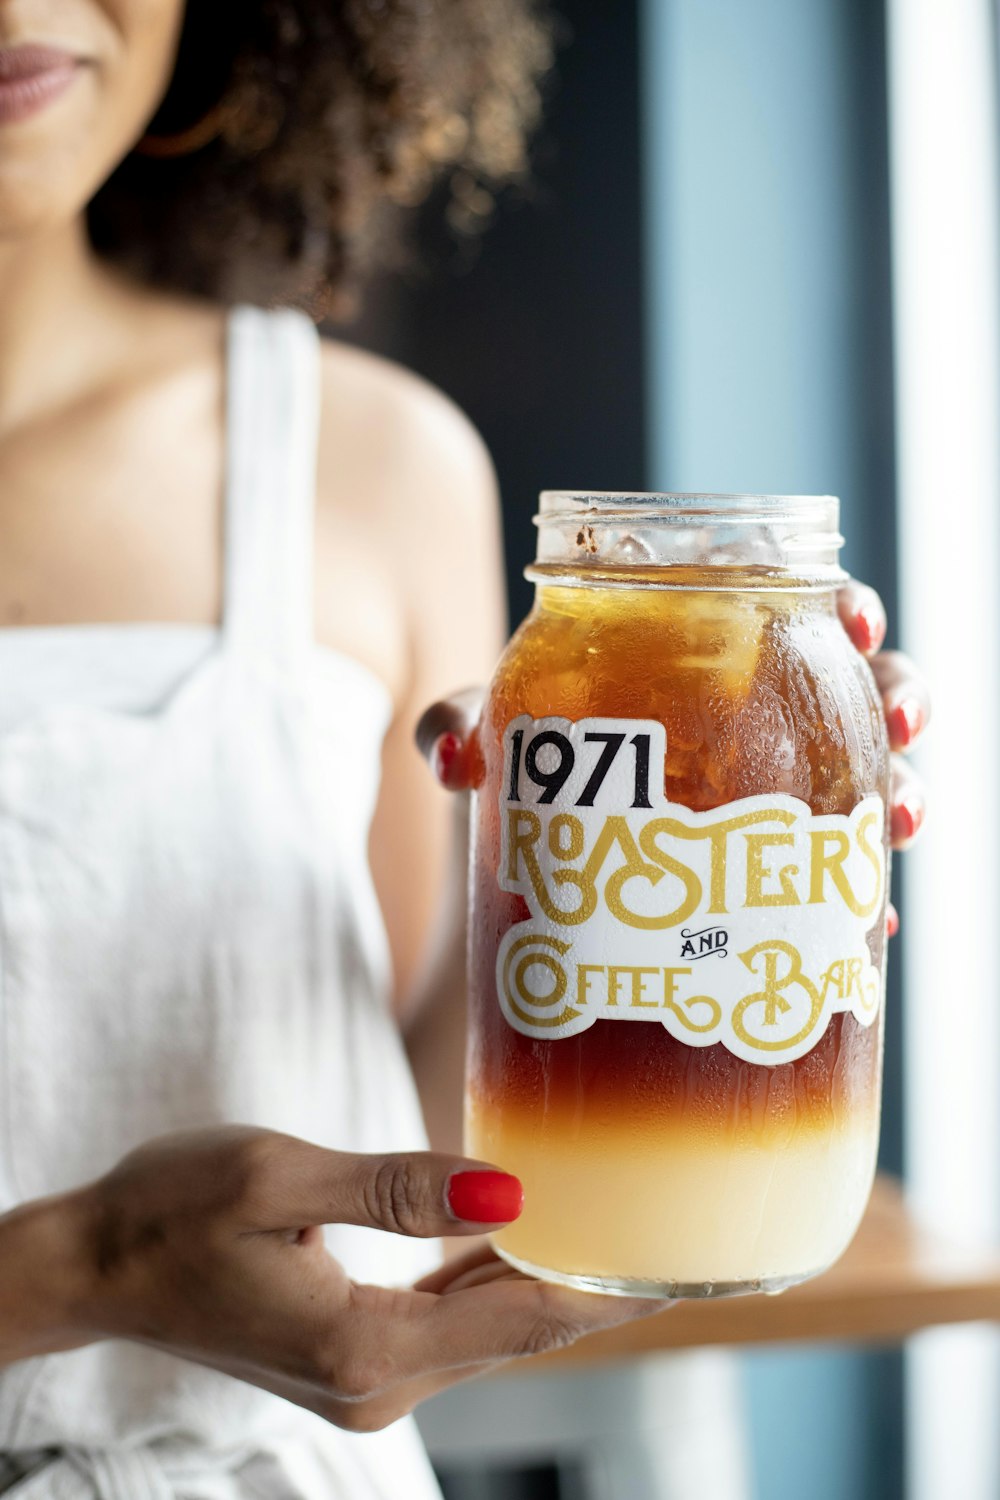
[{"left": 0, "top": 307, "right": 442, "bottom": 1499}]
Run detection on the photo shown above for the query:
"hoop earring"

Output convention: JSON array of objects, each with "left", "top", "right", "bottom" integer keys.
[{"left": 135, "top": 98, "right": 233, "bottom": 159}]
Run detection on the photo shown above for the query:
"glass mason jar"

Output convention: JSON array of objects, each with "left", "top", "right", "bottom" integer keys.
[{"left": 465, "top": 492, "right": 890, "bottom": 1299}]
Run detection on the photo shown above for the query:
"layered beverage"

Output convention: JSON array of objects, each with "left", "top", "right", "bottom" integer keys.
[{"left": 466, "top": 493, "right": 890, "bottom": 1297}]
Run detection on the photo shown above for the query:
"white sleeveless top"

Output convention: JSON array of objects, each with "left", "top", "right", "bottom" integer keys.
[{"left": 0, "top": 308, "right": 443, "bottom": 1499}]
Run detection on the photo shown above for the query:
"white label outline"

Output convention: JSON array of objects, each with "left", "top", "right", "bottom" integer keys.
[{"left": 495, "top": 713, "right": 886, "bottom": 1065}]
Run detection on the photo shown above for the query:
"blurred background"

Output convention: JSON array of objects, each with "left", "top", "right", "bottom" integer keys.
[{"left": 353, "top": 0, "right": 1000, "bottom": 1496}]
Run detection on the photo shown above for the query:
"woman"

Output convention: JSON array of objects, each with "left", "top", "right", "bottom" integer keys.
[{"left": 0, "top": 1, "right": 929, "bottom": 1496}]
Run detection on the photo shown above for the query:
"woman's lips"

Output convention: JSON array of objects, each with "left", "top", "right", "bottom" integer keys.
[{"left": 0, "top": 46, "right": 80, "bottom": 125}]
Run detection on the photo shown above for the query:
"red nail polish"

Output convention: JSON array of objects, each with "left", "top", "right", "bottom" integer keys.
[
  {"left": 886, "top": 905, "right": 900, "bottom": 939},
  {"left": 887, "top": 698, "right": 922, "bottom": 748},
  {"left": 447, "top": 1170, "right": 524, "bottom": 1224},
  {"left": 433, "top": 733, "right": 460, "bottom": 785},
  {"left": 892, "top": 798, "right": 924, "bottom": 844},
  {"left": 854, "top": 606, "right": 882, "bottom": 654}
]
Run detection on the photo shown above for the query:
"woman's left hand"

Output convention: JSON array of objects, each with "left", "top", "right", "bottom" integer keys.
[
  {"left": 834, "top": 580, "right": 928, "bottom": 846},
  {"left": 416, "top": 581, "right": 930, "bottom": 934}
]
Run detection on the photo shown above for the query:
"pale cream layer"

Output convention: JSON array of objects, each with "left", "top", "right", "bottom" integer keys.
[{"left": 467, "top": 1102, "right": 879, "bottom": 1287}]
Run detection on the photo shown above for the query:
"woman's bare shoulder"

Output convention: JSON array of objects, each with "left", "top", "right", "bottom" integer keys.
[
  {"left": 312, "top": 336, "right": 504, "bottom": 703},
  {"left": 316, "top": 337, "right": 496, "bottom": 523}
]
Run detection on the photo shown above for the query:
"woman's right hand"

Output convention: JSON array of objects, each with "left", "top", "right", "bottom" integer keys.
[{"left": 8, "top": 1126, "right": 662, "bottom": 1430}]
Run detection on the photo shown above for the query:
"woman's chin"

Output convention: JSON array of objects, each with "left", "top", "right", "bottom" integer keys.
[
  {"left": 0, "top": 172, "right": 92, "bottom": 241},
  {"left": 0, "top": 74, "right": 110, "bottom": 238},
  {"left": 0, "top": 134, "right": 108, "bottom": 242}
]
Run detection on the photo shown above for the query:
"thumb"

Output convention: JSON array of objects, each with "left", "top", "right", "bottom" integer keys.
[
  {"left": 415, "top": 688, "right": 485, "bottom": 792},
  {"left": 267, "top": 1139, "right": 524, "bottom": 1238}
]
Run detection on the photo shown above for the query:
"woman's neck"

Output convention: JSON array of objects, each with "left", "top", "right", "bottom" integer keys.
[{"left": 0, "top": 217, "right": 129, "bottom": 435}]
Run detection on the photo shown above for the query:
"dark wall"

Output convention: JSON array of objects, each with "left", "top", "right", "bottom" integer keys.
[{"left": 354, "top": 0, "right": 647, "bottom": 630}]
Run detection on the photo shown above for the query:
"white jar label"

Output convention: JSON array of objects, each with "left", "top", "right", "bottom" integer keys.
[{"left": 496, "top": 714, "right": 885, "bottom": 1065}]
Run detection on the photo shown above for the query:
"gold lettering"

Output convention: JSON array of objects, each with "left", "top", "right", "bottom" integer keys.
[
  {"left": 703, "top": 824, "right": 731, "bottom": 914},
  {"left": 549, "top": 812, "right": 584, "bottom": 862},
  {"left": 508, "top": 800, "right": 882, "bottom": 938},
  {"left": 661, "top": 967, "right": 690, "bottom": 1010},
  {"left": 581, "top": 818, "right": 657, "bottom": 927},
  {"left": 506, "top": 808, "right": 541, "bottom": 883},
  {"left": 664, "top": 809, "right": 798, "bottom": 914},
  {"left": 819, "top": 955, "right": 875, "bottom": 1011},
  {"left": 819, "top": 958, "right": 846, "bottom": 1003},
  {"left": 579, "top": 817, "right": 701, "bottom": 931},
  {"left": 630, "top": 819, "right": 702, "bottom": 927},
  {"left": 506, "top": 808, "right": 596, "bottom": 926},
  {"left": 734, "top": 940, "right": 823, "bottom": 1053},
  {"left": 501, "top": 933, "right": 579, "bottom": 1030},
  {"left": 661, "top": 966, "right": 722, "bottom": 1033},
  {"left": 808, "top": 830, "right": 851, "bottom": 907},
  {"left": 744, "top": 831, "right": 801, "bottom": 907},
  {"left": 854, "top": 810, "right": 885, "bottom": 918},
  {"left": 809, "top": 823, "right": 882, "bottom": 919},
  {"left": 607, "top": 965, "right": 661, "bottom": 1007},
  {"left": 576, "top": 963, "right": 604, "bottom": 1006}
]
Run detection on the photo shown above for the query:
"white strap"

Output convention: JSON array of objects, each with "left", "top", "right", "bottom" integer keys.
[{"left": 223, "top": 306, "right": 321, "bottom": 673}]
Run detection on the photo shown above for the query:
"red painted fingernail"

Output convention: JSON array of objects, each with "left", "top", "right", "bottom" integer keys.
[
  {"left": 433, "top": 733, "right": 460, "bottom": 785},
  {"left": 447, "top": 1170, "right": 524, "bottom": 1224},
  {"left": 886, "top": 904, "right": 900, "bottom": 939},
  {"left": 853, "top": 606, "right": 883, "bottom": 655},
  {"left": 891, "top": 797, "right": 924, "bottom": 844},
  {"left": 887, "top": 698, "right": 923, "bottom": 748}
]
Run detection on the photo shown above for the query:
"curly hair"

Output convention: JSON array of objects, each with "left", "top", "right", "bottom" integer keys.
[{"left": 88, "top": 0, "right": 553, "bottom": 315}]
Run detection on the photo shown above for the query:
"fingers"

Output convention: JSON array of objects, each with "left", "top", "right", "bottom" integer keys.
[
  {"left": 889, "top": 754, "right": 925, "bottom": 848},
  {"left": 433, "top": 1258, "right": 530, "bottom": 1295},
  {"left": 837, "top": 585, "right": 931, "bottom": 756},
  {"left": 412, "top": 1241, "right": 500, "bottom": 1295},
  {"left": 415, "top": 687, "right": 485, "bottom": 791},
  {"left": 259, "top": 1139, "right": 524, "bottom": 1239},
  {"left": 411, "top": 1276, "right": 668, "bottom": 1374},
  {"left": 312, "top": 1255, "right": 668, "bottom": 1433},
  {"left": 415, "top": 687, "right": 484, "bottom": 758},
  {"left": 413, "top": 1243, "right": 532, "bottom": 1296},
  {"left": 839, "top": 587, "right": 930, "bottom": 849},
  {"left": 837, "top": 582, "right": 887, "bottom": 658},
  {"left": 352, "top": 1275, "right": 667, "bottom": 1389},
  {"left": 871, "top": 651, "right": 931, "bottom": 752}
]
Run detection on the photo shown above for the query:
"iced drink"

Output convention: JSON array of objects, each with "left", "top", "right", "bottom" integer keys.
[{"left": 465, "top": 495, "right": 889, "bottom": 1298}]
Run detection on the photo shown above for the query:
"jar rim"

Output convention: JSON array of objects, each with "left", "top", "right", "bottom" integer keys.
[
  {"left": 531, "top": 491, "right": 845, "bottom": 586},
  {"left": 537, "top": 490, "right": 838, "bottom": 520}
]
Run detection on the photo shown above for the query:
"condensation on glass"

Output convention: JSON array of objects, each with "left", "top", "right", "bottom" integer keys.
[{"left": 466, "top": 493, "right": 890, "bottom": 1298}]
